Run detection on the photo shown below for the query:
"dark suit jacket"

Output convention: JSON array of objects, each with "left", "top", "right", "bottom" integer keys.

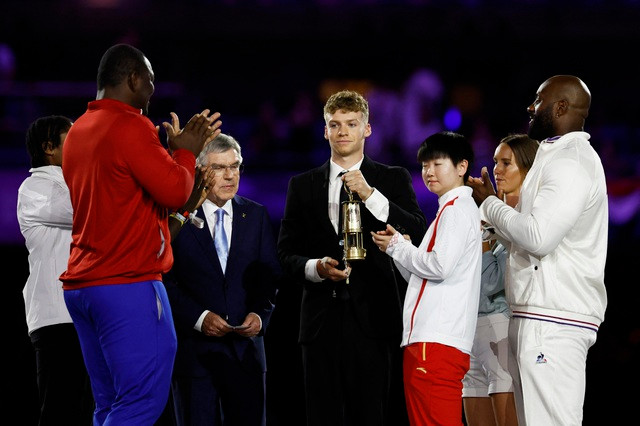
[
  {"left": 164, "top": 195, "right": 281, "bottom": 376},
  {"left": 277, "top": 155, "right": 427, "bottom": 343}
]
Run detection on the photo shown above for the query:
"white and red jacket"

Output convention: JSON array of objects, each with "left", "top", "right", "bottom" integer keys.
[{"left": 387, "top": 186, "right": 482, "bottom": 354}]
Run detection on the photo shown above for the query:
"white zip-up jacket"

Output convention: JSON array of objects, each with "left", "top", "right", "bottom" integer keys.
[
  {"left": 17, "top": 166, "right": 74, "bottom": 334},
  {"left": 480, "top": 131, "right": 608, "bottom": 331},
  {"left": 387, "top": 186, "right": 482, "bottom": 354}
]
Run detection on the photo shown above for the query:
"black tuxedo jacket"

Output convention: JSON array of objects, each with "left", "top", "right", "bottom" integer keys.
[{"left": 277, "top": 155, "right": 427, "bottom": 343}]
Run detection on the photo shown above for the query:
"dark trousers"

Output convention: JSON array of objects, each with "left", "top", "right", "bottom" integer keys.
[
  {"left": 172, "top": 349, "right": 266, "bottom": 426},
  {"left": 30, "top": 323, "right": 94, "bottom": 426},
  {"left": 301, "top": 298, "right": 407, "bottom": 426}
]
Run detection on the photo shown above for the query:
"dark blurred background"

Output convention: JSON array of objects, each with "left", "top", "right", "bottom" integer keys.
[{"left": 2, "top": 1, "right": 638, "bottom": 424}]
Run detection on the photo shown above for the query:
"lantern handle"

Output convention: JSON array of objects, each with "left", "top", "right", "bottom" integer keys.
[{"left": 342, "top": 181, "right": 355, "bottom": 202}]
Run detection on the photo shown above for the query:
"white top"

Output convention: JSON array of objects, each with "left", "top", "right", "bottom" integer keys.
[
  {"left": 17, "top": 166, "right": 74, "bottom": 334},
  {"left": 388, "top": 186, "right": 482, "bottom": 354},
  {"left": 480, "top": 131, "right": 608, "bottom": 330}
]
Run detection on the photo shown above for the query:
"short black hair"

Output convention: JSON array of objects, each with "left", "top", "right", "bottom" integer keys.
[
  {"left": 96, "top": 43, "right": 147, "bottom": 90},
  {"left": 25, "top": 115, "right": 73, "bottom": 168},
  {"left": 417, "top": 131, "right": 474, "bottom": 181}
]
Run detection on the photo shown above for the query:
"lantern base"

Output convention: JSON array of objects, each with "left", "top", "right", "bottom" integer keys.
[{"left": 345, "top": 247, "right": 366, "bottom": 261}]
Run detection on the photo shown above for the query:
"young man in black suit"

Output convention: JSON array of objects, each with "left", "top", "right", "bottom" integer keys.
[{"left": 278, "top": 90, "right": 427, "bottom": 426}]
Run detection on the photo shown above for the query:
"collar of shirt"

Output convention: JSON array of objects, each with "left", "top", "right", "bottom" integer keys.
[
  {"left": 202, "top": 199, "right": 233, "bottom": 237},
  {"left": 29, "top": 165, "right": 66, "bottom": 186},
  {"left": 438, "top": 185, "right": 472, "bottom": 208},
  {"left": 202, "top": 198, "right": 233, "bottom": 219},
  {"left": 543, "top": 135, "right": 562, "bottom": 143},
  {"left": 329, "top": 157, "right": 364, "bottom": 182}
]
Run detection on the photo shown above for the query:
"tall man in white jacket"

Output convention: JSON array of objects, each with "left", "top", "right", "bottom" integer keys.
[{"left": 467, "top": 75, "right": 608, "bottom": 425}]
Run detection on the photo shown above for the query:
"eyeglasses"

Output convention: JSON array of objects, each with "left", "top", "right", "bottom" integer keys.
[{"left": 209, "top": 162, "right": 244, "bottom": 175}]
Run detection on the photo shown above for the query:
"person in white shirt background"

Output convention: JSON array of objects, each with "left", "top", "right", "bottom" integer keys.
[
  {"left": 17, "top": 115, "right": 94, "bottom": 425},
  {"left": 467, "top": 75, "right": 608, "bottom": 425}
]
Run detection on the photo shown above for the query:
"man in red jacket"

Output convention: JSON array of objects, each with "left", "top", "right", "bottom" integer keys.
[{"left": 60, "top": 43, "right": 221, "bottom": 425}]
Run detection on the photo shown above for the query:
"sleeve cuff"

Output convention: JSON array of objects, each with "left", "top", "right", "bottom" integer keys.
[
  {"left": 194, "top": 310, "right": 209, "bottom": 332},
  {"left": 363, "top": 187, "right": 389, "bottom": 222},
  {"left": 305, "top": 258, "right": 323, "bottom": 282},
  {"left": 386, "top": 232, "right": 405, "bottom": 255}
]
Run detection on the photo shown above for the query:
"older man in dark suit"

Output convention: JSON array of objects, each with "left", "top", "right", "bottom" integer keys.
[
  {"left": 164, "top": 133, "right": 281, "bottom": 426},
  {"left": 278, "top": 90, "right": 427, "bottom": 426}
]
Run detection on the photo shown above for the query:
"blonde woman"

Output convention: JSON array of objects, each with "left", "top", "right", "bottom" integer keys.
[{"left": 463, "top": 134, "right": 538, "bottom": 426}]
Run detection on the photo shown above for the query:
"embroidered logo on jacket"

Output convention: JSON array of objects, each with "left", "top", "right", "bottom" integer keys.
[{"left": 536, "top": 352, "right": 547, "bottom": 364}]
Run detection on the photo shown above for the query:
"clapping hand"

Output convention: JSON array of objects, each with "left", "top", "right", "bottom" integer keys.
[
  {"left": 163, "top": 109, "right": 222, "bottom": 156},
  {"left": 182, "top": 166, "right": 215, "bottom": 213},
  {"left": 466, "top": 166, "right": 498, "bottom": 206}
]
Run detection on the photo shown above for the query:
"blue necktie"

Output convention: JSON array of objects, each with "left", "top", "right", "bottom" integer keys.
[{"left": 214, "top": 208, "right": 228, "bottom": 273}]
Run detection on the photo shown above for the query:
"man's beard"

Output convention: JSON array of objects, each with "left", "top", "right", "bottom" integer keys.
[{"left": 528, "top": 105, "right": 555, "bottom": 141}]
